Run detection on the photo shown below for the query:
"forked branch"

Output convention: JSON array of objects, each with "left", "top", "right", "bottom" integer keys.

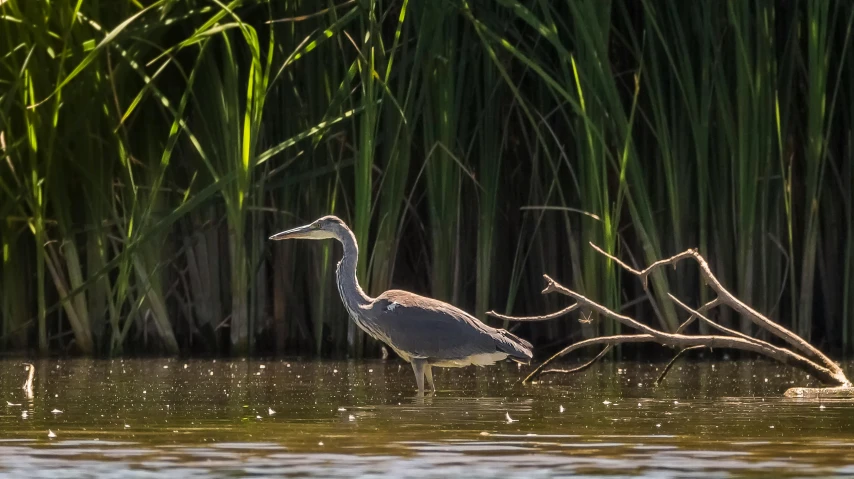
[{"left": 495, "top": 244, "right": 852, "bottom": 396}]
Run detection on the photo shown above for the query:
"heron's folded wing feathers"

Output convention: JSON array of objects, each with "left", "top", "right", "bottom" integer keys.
[{"left": 370, "top": 291, "right": 532, "bottom": 361}]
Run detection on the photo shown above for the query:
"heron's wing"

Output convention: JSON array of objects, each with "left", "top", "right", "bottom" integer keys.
[{"left": 368, "top": 290, "right": 531, "bottom": 361}]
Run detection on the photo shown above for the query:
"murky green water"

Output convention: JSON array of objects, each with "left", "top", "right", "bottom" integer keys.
[{"left": 1, "top": 358, "right": 853, "bottom": 478}]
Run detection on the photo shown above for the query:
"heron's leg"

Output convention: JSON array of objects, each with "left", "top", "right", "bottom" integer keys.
[
  {"left": 410, "top": 359, "right": 426, "bottom": 395},
  {"left": 424, "top": 365, "right": 435, "bottom": 392}
]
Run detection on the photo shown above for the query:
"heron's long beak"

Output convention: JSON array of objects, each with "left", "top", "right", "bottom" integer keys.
[{"left": 269, "top": 224, "right": 315, "bottom": 240}]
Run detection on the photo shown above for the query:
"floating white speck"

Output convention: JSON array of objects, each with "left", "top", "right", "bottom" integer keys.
[
  {"left": 368, "top": 369, "right": 373, "bottom": 373},
  {"left": 559, "top": 405, "right": 565, "bottom": 413},
  {"left": 819, "top": 405, "right": 826, "bottom": 410},
  {"left": 51, "top": 409, "right": 63, "bottom": 414},
  {"left": 6, "top": 401, "right": 21, "bottom": 407},
  {"left": 656, "top": 423, "right": 661, "bottom": 428},
  {"left": 124, "top": 424, "right": 130, "bottom": 429},
  {"left": 318, "top": 441, "right": 324, "bottom": 446},
  {"left": 163, "top": 365, "right": 169, "bottom": 369},
  {"left": 603, "top": 400, "right": 611, "bottom": 405},
  {"left": 21, "top": 411, "right": 28, "bottom": 419},
  {"left": 348, "top": 415, "right": 355, "bottom": 421},
  {"left": 48, "top": 430, "right": 56, "bottom": 438},
  {"left": 184, "top": 364, "right": 188, "bottom": 369},
  {"left": 286, "top": 364, "right": 291, "bottom": 368},
  {"left": 256, "top": 415, "right": 262, "bottom": 419},
  {"left": 260, "top": 365, "right": 265, "bottom": 369},
  {"left": 338, "top": 407, "right": 346, "bottom": 412},
  {"left": 480, "top": 431, "right": 489, "bottom": 436},
  {"left": 333, "top": 369, "right": 338, "bottom": 374},
  {"left": 143, "top": 390, "right": 146, "bottom": 394},
  {"left": 505, "top": 412, "right": 518, "bottom": 423},
  {"left": 673, "top": 400, "right": 679, "bottom": 405},
  {"left": 769, "top": 425, "right": 775, "bottom": 429},
  {"left": 268, "top": 408, "right": 276, "bottom": 416}
]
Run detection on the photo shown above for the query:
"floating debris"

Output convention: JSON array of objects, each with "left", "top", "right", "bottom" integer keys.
[
  {"left": 124, "top": 424, "right": 131, "bottom": 429},
  {"left": 256, "top": 415, "right": 262, "bottom": 419},
  {"left": 318, "top": 441, "right": 324, "bottom": 446},
  {"left": 559, "top": 405, "right": 565, "bottom": 413},
  {"left": 603, "top": 400, "right": 612, "bottom": 405},
  {"left": 259, "top": 365, "right": 266, "bottom": 369},
  {"left": 337, "top": 407, "right": 347, "bottom": 412},
  {"left": 21, "top": 411, "right": 28, "bottom": 419},
  {"left": 51, "top": 409, "right": 63, "bottom": 414},
  {"left": 348, "top": 415, "right": 355, "bottom": 421},
  {"left": 505, "top": 412, "right": 518, "bottom": 423},
  {"left": 268, "top": 408, "right": 276, "bottom": 416},
  {"left": 656, "top": 423, "right": 661, "bottom": 428},
  {"left": 479, "top": 431, "right": 489, "bottom": 436},
  {"left": 6, "top": 401, "right": 21, "bottom": 407},
  {"left": 48, "top": 430, "right": 56, "bottom": 438},
  {"left": 163, "top": 365, "right": 169, "bottom": 369},
  {"left": 820, "top": 405, "right": 826, "bottom": 410}
]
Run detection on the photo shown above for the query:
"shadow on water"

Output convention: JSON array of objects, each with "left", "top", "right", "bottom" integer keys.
[{"left": 0, "top": 358, "right": 853, "bottom": 478}]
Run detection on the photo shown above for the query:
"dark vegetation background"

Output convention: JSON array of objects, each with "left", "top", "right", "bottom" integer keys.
[{"left": 1, "top": 0, "right": 853, "bottom": 360}]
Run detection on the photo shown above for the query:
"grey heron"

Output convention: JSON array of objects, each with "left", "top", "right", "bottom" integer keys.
[{"left": 270, "top": 215, "right": 533, "bottom": 394}]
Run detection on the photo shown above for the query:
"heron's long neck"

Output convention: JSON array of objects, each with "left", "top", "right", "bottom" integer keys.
[{"left": 335, "top": 227, "right": 372, "bottom": 315}]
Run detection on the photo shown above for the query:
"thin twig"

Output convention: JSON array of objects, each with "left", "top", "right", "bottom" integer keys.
[
  {"left": 668, "top": 294, "right": 764, "bottom": 346},
  {"left": 541, "top": 345, "right": 613, "bottom": 376},
  {"left": 674, "top": 297, "right": 721, "bottom": 334},
  {"left": 654, "top": 346, "right": 706, "bottom": 386},
  {"left": 523, "top": 334, "right": 655, "bottom": 383},
  {"left": 488, "top": 303, "right": 578, "bottom": 322}
]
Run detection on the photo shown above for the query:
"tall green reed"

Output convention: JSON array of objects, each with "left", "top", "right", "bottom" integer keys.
[{"left": 2, "top": 0, "right": 854, "bottom": 359}]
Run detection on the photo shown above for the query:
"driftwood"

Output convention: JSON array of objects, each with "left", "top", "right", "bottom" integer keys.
[{"left": 489, "top": 243, "right": 853, "bottom": 398}]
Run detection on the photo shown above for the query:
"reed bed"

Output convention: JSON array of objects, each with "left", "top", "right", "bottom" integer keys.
[{"left": 1, "top": 0, "right": 852, "bottom": 357}]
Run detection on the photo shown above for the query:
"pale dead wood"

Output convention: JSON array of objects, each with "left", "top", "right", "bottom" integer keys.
[
  {"left": 495, "top": 244, "right": 852, "bottom": 396},
  {"left": 488, "top": 303, "right": 579, "bottom": 322}
]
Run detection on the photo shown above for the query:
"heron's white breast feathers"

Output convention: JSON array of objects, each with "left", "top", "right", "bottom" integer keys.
[{"left": 430, "top": 351, "right": 508, "bottom": 368}]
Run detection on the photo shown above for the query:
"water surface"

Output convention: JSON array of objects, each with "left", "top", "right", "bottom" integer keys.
[{"left": 1, "top": 358, "right": 852, "bottom": 478}]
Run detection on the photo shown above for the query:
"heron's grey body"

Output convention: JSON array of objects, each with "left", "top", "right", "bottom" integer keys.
[{"left": 270, "top": 215, "right": 533, "bottom": 394}]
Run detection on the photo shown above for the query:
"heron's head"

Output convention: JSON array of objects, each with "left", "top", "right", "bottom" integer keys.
[{"left": 269, "top": 215, "right": 347, "bottom": 241}]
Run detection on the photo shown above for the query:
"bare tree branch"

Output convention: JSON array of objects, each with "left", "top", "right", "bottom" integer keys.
[
  {"left": 496, "top": 244, "right": 852, "bottom": 395},
  {"left": 589, "top": 243, "right": 843, "bottom": 377}
]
